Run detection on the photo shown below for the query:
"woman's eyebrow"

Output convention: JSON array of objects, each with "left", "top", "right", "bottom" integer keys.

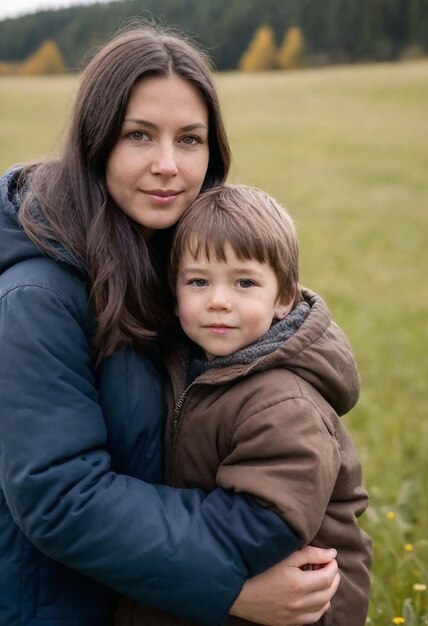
[
  {"left": 181, "top": 123, "right": 208, "bottom": 131},
  {"left": 123, "top": 118, "right": 208, "bottom": 131},
  {"left": 123, "top": 118, "right": 157, "bottom": 128}
]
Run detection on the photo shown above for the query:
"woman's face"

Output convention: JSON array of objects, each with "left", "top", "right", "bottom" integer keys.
[{"left": 106, "top": 74, "right": 210, "bottom": 240}]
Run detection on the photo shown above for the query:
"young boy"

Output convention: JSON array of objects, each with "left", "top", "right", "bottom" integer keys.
[{"left": 119, "top": 185, "right": 372, "bottom": 626}]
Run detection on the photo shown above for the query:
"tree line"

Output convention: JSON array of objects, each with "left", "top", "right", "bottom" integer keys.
[{"left": 0, "top": 0, "right": 427, "bottom": 72}]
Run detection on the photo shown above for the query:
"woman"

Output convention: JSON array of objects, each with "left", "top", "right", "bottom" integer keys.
[{"left": 0, "top": 25, "right": 339, "bottom": 626}]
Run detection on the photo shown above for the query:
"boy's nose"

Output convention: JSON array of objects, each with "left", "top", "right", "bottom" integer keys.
[{"left": 207, "top": 288, "right": 232, "bottom": 310}]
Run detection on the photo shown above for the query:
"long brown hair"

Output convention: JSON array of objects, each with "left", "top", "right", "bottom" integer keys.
[{"left": 19, "top": 24, "right": 231, "bottom": 361}]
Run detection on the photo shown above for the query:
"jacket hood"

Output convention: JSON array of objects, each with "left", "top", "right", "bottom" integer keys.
[
  {"left": 0, "top": 167, "right": 83, "bottom": 276},
  {"left": 265, "top": 288, "right": 360, "bottom": 416},
  {"left": 169, "top": 288, "right": 360, "bottom": 417}
]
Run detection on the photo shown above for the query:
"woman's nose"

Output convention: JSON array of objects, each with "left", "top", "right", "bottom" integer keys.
[{"left": 150, "top": 142, "right": 178, "bottom": 177}]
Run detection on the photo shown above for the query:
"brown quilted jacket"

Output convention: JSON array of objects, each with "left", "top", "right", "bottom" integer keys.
[{"left": 116, "top": 288, "right": 372, "bottom": 626}]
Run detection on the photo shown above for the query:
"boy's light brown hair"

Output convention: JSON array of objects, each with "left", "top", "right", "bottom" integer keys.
[{"left": 169, "top": 184, "right": 299, "bottom": 301}]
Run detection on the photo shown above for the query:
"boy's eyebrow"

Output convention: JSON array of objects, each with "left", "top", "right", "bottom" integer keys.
[
  {"left": 180, "top": 266, "right": 265, "bottom": 278},
  {"left": 123, "top": 118, "right": 208, "bottom": 131},
  {"left": 180, "top": 267, "right": 209, "bottom": 277},
  {"left": 230, "top": 267, "right": 265, "bottom": 276}
]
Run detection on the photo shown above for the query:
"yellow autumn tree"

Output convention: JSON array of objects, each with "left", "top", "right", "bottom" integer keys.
[
  {"left": 0, "top": 61, "right": 17, "bottom": 76},
  {"left": 19, "top": 40, "right": 66, "bottom": 75},
  {"left": 277, "top": 27, "right": 306, "bottom": 70},
  {"left": 239, "top": 25, "right": 277, "bottom": 72}
]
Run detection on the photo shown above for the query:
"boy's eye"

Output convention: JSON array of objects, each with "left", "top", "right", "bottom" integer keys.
[
  {"left": 237, "top": 279, "right": 255, "bottom": 288},
  {"left": 190, "top": 278, "right": 208, "bottom": 287}
]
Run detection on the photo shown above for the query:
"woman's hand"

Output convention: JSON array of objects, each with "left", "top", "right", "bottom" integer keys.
[{"left": 230, "top": 546, "right": 340, "bottom": 626}]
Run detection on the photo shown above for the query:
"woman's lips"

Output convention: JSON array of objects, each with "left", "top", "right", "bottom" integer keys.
[{"left": 142, "top": 189, "right": 182, "bottom": 205}]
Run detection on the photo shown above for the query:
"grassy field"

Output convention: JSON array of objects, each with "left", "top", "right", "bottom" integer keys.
[{"left": 1, "top": 61, "right": 427, "bottom": 625}]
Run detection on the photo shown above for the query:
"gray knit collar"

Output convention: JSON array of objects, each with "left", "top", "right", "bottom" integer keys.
[{"left": 187, "top": 301, "right": 310, "bottom": 383}]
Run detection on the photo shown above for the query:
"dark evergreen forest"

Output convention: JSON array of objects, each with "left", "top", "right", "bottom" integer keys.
[{"left": 0, "top": 0, "right": 427, "bottom": 70}]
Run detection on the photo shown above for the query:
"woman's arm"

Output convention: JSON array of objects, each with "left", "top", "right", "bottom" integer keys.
[
  {"left": 99, "top": 344, "right": 339, "bottom": 626},
  {"left": 0, "top": 265, "right": 300, "bottom": 626}
]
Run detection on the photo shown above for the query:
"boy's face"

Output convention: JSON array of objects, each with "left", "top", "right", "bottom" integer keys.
[{"left": 175, "top": 242, "right": 293, "bottom": 360}]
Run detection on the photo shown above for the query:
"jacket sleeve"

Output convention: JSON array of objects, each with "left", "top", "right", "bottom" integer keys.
[
  {"left": 0, "top": 277, "right": 300, "bottom": 626},
  {"left": 216, "top": 390, "right": 342, "bottom": 543}
]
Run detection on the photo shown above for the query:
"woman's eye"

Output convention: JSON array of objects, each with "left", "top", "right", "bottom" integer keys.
[
  {"left": 237, "top": 279, "right": 255, "bottom": 288},
  {"left": 180, "top": 135, "right": 200, "bottom": 145},
  {"left": 190, "top": 278, "right": 207, "bottom": 287},
  {"left": 128, "top": 130, "right": 150, "bottom": 141}
]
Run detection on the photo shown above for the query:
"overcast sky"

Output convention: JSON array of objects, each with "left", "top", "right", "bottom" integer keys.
[{"left": 0, "top": 0, "right": 109, "bottom": 20}]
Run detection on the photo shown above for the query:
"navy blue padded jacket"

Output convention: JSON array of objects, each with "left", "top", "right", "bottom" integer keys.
[{"left": 0, "top": 168, "right": 301, "bottom": 626}]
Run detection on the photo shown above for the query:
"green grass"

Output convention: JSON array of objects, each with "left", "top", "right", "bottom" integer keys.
[
  {"left": 1, "top": 60, "right": 428, "bottom": 625},
  {"left": 0, "top": 75, "right": 75, "bottom": 169}
]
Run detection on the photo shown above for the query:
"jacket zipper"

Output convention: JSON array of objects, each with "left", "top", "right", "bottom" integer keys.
[
  {"left": 168, "top": 386, "right": 191, "bottom": 484},
  {"left": 168, "top": 371, "right": 223, "bottom": 483}
]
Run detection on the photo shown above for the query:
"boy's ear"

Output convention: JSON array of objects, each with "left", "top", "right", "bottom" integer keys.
[
  {"left": 273, "top": 293, "right": 294, "bottom": 320},
  {"left": 174, "top": 300, "right": 179, "bottom": 316}
]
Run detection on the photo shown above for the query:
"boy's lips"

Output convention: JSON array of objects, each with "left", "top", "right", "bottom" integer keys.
[{"left": 203, "top": 324, "right": 235, "bottom": 335}]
